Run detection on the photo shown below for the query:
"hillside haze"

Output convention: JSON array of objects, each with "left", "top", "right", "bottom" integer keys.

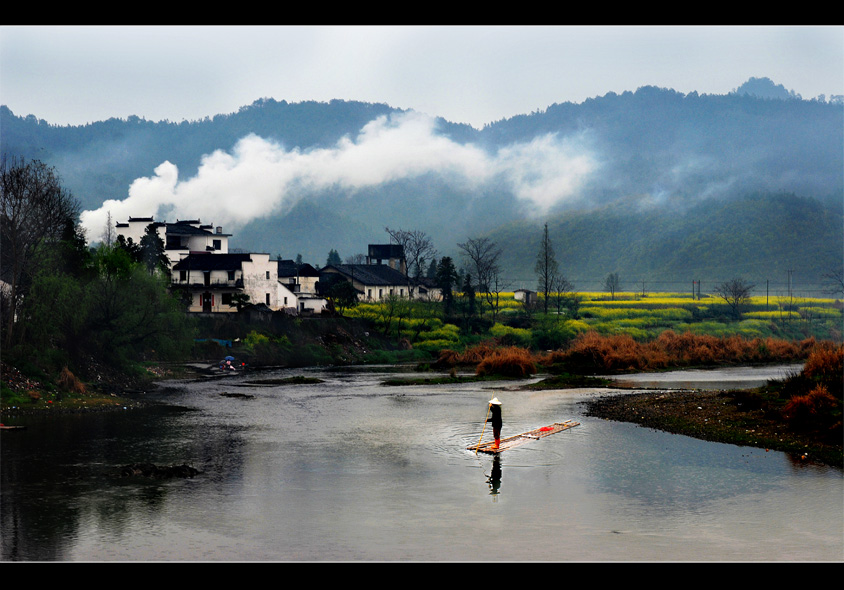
[{"left": 2, "top": 77, "right": 842, "bottom": 292}]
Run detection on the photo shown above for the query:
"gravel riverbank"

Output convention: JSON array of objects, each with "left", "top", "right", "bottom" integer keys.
[{"left": 584, "top": 388, "right": 843, "bottom": 468}]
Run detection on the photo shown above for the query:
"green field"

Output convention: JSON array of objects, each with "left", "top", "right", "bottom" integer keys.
[{"left": 346, "top": 291, "right": 843, "bottom": 353}]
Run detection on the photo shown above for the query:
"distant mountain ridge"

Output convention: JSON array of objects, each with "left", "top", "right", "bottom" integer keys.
[{"left": 1, "top": 78, "right": 841, "bottom": 291}]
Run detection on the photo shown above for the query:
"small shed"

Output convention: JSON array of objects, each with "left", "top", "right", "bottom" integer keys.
[{"left": 514, "top": 289, "right": 538, "bottom": 304}]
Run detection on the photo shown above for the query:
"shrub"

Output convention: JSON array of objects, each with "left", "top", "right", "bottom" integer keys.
[
  {"left": 476, "top": 347, "right": 537, "bottom": 378},
  {"left": 434, "top": 349, "right": 461, "bottom": 368},
  {"left": 57, "top": 366, "right": 86, "bottom": 394},
  {"left": 782, "top": 384, "right": 840, "bottom": 431},
  {"left": 802, "top": 343, "right": 844, "bottom": 383}
]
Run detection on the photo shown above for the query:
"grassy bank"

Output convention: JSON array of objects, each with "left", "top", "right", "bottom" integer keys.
[
  {"left": 4, "top": 291, "right": 840, "bottom": 421},
  {"left": 584, "top": 343, "right": 843, "bottom": 467}
]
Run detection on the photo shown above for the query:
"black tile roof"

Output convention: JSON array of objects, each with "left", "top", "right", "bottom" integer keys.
[
  {"left": 172, "top": 253, "right": 253, "bottom": 271},
  {"left": 277, "top": 260, "right": 319, "bottom": 277},
  {"left": 322, "top": 264, "right": 410, "bottom": 286},
  {"left": 165, "top": 222, "right": 230, "bottom": 236}
]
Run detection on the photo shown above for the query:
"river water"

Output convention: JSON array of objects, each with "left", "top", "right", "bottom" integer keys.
[{"left": 1, "top": 363, "right": 841, "bottom": 562}]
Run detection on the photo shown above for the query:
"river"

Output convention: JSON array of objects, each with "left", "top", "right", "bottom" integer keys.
[{"left": 1, "top": 363, "right": 841, "bottom": 561}]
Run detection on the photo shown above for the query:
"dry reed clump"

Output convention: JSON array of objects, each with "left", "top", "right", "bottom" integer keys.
[
  {"left": 801, "top": 343, "right": 844, "bottom": 382},
  {"left": 57, "top": 366, "right": 87, "bottom": 394},
  {"left": 654, "top": 331, "right": 812, "bottom": 367},
  {"left": 782, "top": 384, "right": 840, "bottom": 431},
  {"left": 458, "top": 342, "right": 499, "bottom": 364},
  {"left": 435, "top": 341, "right": 501, "bottom": 368},
  {"left": 563, "top": 331, "right": 666, "bottom": 372},
  {"left": 434, "top": 349, "right": 460, "bottom": 368},
  {"left": 778, "top": 343, "right": 843, "bottom": 436},
  {"left": 547, "top": 330, "right": 818, "bottom": 373},
  {"left": 475, "top": 347, "right": 537, "bottom": 378}
]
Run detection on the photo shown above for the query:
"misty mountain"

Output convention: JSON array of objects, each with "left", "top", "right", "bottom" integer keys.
[
  {"left": 1, "top": 78, "right": 841, "bottom": 290},
  {"left": 490, "top": 192, "right": 842, "bottom": 292}
]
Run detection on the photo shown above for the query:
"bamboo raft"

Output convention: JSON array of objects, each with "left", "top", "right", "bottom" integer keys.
[{"left": 467, "top": 420, "right": 580, "bottom": 454}]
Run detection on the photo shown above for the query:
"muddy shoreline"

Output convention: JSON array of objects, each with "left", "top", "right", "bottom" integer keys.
[{"left": 584, "top": 388, "right": 843, "bottom": 468}]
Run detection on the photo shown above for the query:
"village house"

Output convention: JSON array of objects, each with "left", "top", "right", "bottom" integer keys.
[
  {"left": 320, "top": 244, "right": 442, "bottom": 302},
  {"left": 170, "top": 252, "right": 281, "bottom": 313},
  {"left": 115, "top": 216, "right": 328, "bottom": 315},
  {"left": 320, "top": 263, "right": 414, "bottom": 301},
  {"left": 115, "top": 217, "right": 231, "bottom": 271},
  {"left": 277, "top": 259, "right": 326, "bottom": 314}
]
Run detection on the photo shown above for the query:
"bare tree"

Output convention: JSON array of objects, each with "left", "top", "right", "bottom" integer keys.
[
  {"left": 535, "top": 222, "right": 559, "bottom": 314},
  {"left": 485, "top": 265, "right": 510, "bottom": 324},
  {"left": 714, "top": 278, "right": 755, "bottom": 318},
  {"left": 1, "top": 156, "right": 80, "bottom": 348},
  {"left": 457, "top": 236, "right": 502, "bottom": 318},
  {"left": 604, "top": 272, "right": 621, "bottom": 300},
  {"left": 551, "top": 273, "right": 576, "bottom": 315},
  {"left": 385, "top": 227, "right": 437, "bottom": 279},
  {"left": 822, "top": 268, "right": 844, "bottom": 298}
]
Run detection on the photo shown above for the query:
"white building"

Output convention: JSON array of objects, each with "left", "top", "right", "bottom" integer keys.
[
  {"left": 114, "top": 217, "right": 231, "bottom": 271},
  {"left": 171, "top": 252, "right": 280, "bottom": 313}
]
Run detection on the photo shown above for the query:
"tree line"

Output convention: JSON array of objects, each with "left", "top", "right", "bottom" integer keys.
[{"left": 1, "top": 155, "right": 194, "bottom": 382}]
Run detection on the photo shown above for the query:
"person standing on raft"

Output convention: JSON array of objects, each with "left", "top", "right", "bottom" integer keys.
[{"left": 489, "top": 397, "right": 502, "bottom": 449}]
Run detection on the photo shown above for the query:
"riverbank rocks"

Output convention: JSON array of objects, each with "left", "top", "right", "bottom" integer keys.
[{"left": 120, "top": 463, "right": 200, "bottom": 479}]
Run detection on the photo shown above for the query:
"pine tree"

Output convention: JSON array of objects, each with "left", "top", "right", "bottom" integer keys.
[{"left": 535, "top": 222, "right": 559, "bottom": 314}]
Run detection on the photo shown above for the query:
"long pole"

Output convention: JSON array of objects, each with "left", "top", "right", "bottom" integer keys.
[{"left": 475, "top": 404, "right": 491, "bottom": 455}]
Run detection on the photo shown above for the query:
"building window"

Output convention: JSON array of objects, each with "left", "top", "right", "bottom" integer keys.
[
  {"left": 179, "top": 270, "right": 186, "bottom": 281},
  {"left": 228, "top": 270, "right": 235, "bottom": 281},
  {"left": 266, "top": 293, "right": 270, "bottom": 305},
  {"left": 222, "top": 293, "right": 233, "bottom": 306},
  {"left": 213, "top": 239, "right": 221, "bottom": 250}
]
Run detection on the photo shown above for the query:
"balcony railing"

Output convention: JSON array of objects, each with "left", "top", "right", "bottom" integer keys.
[{"left": 171, "top": 279, "right": 244, "bottom": 289}]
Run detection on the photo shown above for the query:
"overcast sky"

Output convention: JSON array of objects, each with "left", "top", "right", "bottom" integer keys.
[{"left": 2, "top": 25, "right": 842, "bottom": 129}]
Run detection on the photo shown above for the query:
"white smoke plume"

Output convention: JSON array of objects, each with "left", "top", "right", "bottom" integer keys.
[{"left": 80, "top": 111, "right": 598, "bottom": 239}]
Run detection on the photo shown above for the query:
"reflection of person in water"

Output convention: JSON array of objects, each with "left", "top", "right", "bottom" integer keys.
[
  {"left": 489, "top": 397, "right": 502, "bottom": 449},
  {"left": 487, "top": 455, "right": 502, "bottom": 496}
]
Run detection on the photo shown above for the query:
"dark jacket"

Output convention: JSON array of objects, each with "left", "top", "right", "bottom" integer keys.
[{"left": 489, "top": 404, "right": 502, "bottom": 429}]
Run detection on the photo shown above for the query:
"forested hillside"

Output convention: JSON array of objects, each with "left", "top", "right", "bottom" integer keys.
[
  {"left": 490, "top": 192, "right": 843, "bottom": 292},
  {"left": 2, "top": 78, "right": 841, "bottom": 292}
]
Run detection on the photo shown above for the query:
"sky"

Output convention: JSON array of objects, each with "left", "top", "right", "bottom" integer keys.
[{"left": 2, "top": 25, "right": 842, "bottom": 129}]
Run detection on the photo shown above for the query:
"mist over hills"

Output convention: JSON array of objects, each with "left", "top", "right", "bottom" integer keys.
[{"left": 2, "top": 77, "right": 842, "bottom": 293}]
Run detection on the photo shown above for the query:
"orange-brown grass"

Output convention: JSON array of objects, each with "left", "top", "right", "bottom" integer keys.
[
  {"left": 459, "top": 342, "right": 500, "bottom": 364},
  {"left": 775, "top": 343, "right": 843, "bottom": 436},
  {"left": 434, "top": 341, "right": 500, "bottom": 368},
  {"left": 543, "top": 330, "right": 818, "bottom": 373},
  {"left": 554, "top": 331, "right": 669, "bottom": 372},
  {"left": 801, "top": 342, "right": 844, "bottom": 382},
  {"left": 783, "top": 384, "right": 840, "bottom": 430},
  {"left": 434, "top": 331, "right": 825, "bottom": 377},
  {"left": 476, "top": 347, "right": 537, "bottom": 378},
  {"left": 57, "top": 366, "right": 87, "bottom": 394}
]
